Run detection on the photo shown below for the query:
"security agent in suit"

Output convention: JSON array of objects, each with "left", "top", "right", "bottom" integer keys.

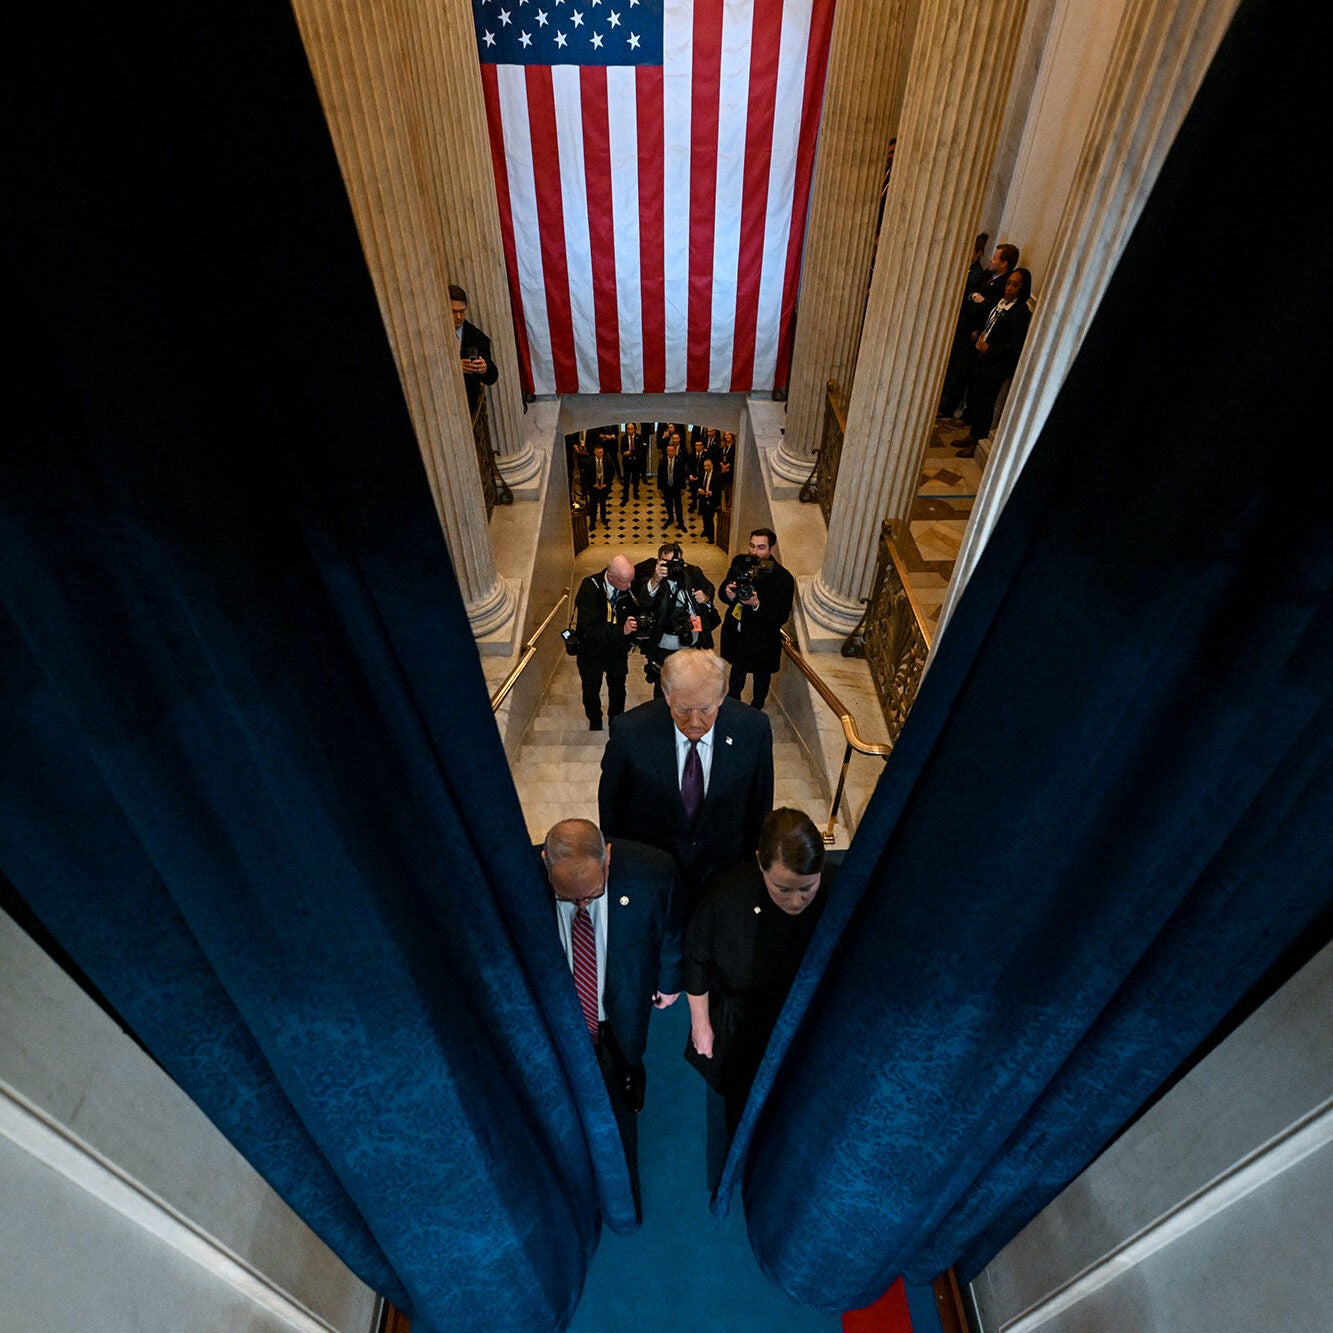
[
  {"left": 572, "top": 553, "right": 638, "bottom": 731},
  {"left": 618, "top": 424, "right": 648, "bottom": 504},
  {"left": 656, "top": 438, "right": 688, "bottom": 530},
  {"left": 449, "top": 283, "right": 499, "bottom": 416},
  {"left": 543, "top": 819, "right": 682, "bottom": 1215},
  {"left": 581, "top": 437, "right": 619, "bottom": 528},
  {"left": 720, "top": 526, "right": 796, "bottom": 710},
  {"left": 598, "top": 649, "right": 774, "bottom": 907}
]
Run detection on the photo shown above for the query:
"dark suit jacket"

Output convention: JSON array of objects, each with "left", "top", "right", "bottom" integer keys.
[
  {"left": 540, "top": 839, "right": 681, "bottom": 1069},
  {"left": 573, "top": 571, "right": 634, "bottom": 669},
  {"left": 720, "top": 557, "right": 795, "bottom": 673},
  {"left": 656, "top": 452, "right": 686, "bottom": 495},
  {"left": 580, "top": 449, "right": 620, "bottom": 495},
  {"left": 459, "top": 319, "right": 498, "bottom": 414},
  {"left": 598, "top": 698, "right": 774, "bottom": 898}
]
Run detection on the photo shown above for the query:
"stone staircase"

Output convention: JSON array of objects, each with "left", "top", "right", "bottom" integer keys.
[{"left": 510, "top": 649, "right": 828, "bottom": 846}]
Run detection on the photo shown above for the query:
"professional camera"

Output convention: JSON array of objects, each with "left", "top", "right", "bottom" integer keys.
[
  {"left": 618, "top": 596, "right": 657, "bottom": 648},
  {"left": 660, "top": 542, "right": 687, "bottom": 583},
  {"left": 730, "top": 553, "right": 760, "bottom": 603}
]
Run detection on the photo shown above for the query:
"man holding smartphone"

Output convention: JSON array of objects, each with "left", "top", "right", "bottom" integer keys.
[{"left": 449, "top": 283, "right": 498, "bottom": 416}]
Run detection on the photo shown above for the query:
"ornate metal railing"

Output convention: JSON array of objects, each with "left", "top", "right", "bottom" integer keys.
[
  {"left": 844, "top": 521, "right": 932, "bottom": 745},
  {"left": 472, "top": 394, "right": 513, "bottom": 520},
  {"left": 490, "top": 589, "right": 570, "bottom": 713},
  {"left": 800, "top": 380, "right": 847, "bottom": 522},
  {"left": 778, "top": 629, "right": 891, "bottom": 844}
]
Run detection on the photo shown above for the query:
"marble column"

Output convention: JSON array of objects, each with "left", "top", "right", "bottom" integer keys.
[
  {"left": 288, "top": 0, "right": 517, "bottom": 640},
  {"left": 804, "top": 0, "right": 1031, "bottom": 640},
  {"left": 772, "top": 0, "right": 917, "bottom": 486},
  {"left": 415, "top": 0, "right": 538, "bottom": 487},
  {"left": 932, "top": 0, "right": 1242, "bottom": 646}
]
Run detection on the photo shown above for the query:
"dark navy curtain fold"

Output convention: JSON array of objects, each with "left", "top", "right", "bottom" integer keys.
[
  {"left": 2, "top": 1, "right": 631, "bottom": 1329},
  {"left": 715, "top": 0, "right": 1332, "bottom": 1309}
]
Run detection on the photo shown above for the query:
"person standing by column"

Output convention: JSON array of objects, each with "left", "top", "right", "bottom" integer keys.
[
  {"left": 449, "top": 283, "right": 498, "bottom": 417},
  {"left": 719, "top": 528, "right": 795, "bottom": 710}
]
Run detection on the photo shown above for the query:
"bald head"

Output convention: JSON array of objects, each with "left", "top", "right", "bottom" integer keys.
[
  {"left": 542, "top": 818, "right": 610, "bottom": 904},
  {"left": 607, "top": 554, "right": 635, "bottom": 591}
]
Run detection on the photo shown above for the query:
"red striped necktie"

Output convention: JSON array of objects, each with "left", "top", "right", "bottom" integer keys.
[{"left": 572, "top": 904, "right": 599, "bottom": 1044}]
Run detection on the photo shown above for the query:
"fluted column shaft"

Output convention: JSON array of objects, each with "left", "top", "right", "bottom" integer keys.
[
  {"left": 403, "top": 0, "right": 536, "bottom": 483},
  {"left": 933, "top": 0, "right": 1241, "bottom": 646},
  {"left": 806, "top": 0, "right": 1030, "bottom": 637},
  {"left": 289, "top": 0, "right": 516, "bottom": 637},
  {"left": 774, "top": 0, "right": 916, "bottom": 484}
]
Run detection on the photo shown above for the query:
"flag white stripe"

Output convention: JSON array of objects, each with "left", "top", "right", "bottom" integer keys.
[
  {"left": 496, "top": 66, "right": 555, "bottom": 395},
  {"left": 661, "top": 2, "right": 693, "bottom": 393},
  {"left": 606, "top": 66, "right": 644, "bottom": 393},
  {"left": 708, "top": 2, "right": 753, "bottom": 390},
  {"left": 752, "top": 0, "right": 813, "bottom": 388},
  {"left": 552, "top": 66, "right": 601, "bottom": 393}
]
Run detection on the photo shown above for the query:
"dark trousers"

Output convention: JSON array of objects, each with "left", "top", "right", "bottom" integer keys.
[
  {"left": 662, "top": 487, "right": 684, "bottom": 528},
  {"left": 620, "top": 462, "right": 642, "bottom": 501},
  {"left": 579, "top": 654, "right": 627, "bottom": 724},
  {"left": 728, "top": 661, "right": 772, "bottom": 709},
  {"left": 589, "top": 485, "right": 611, "bottom": 525},
  {"left": 597, "top": 1025, "right": 642, "bottom": 1220},
  {"left": 698, "top": 495, "right": 717, "bottom": 541}
]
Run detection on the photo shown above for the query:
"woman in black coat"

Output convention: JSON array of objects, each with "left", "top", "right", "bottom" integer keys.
[
  {"left": 958, "top": 266, "right": 1033, "bottom": 455},
  {"left": 684, "top": 808, "right": 834, "bottom": 1174}
]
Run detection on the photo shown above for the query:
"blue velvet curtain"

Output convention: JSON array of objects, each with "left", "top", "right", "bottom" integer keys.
[
  {"left": 717, "top": 0, "right": 1333, "bottom": 1308},
  {"left": 1, "top": 3, "right": 633, "bottom": 1330}
]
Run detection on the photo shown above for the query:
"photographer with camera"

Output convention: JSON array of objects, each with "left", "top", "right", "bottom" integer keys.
[
  {"left": 632, "top": 542, "right": 719, "bottom": 696},
  {"left": 720, "top": 527, "right": 795, "bottom": 710},
  {"left": 567, "top": 553, "right": 639, "bottom": 731}
]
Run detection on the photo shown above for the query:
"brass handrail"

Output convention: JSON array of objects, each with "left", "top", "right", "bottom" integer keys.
[
  {"left": 780, "top": 628, "right": 890, "bottom": 844},
  {"left": 780, "top": 629, "right": 892, "bottom": 757},
  {"left": 490, "top": 589, "right": 571, "bottom": 713}
]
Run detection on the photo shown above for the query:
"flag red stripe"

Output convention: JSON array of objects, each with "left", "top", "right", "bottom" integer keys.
[
  {"left": 579, "top": 68, "right": 622, "bottom": 393},
  {"left": 480, "top": 65, "right": 535, "bottom": 396},
  {"left": 526, "top": 66, "right": 580, "bottom": 394},
  {"left": 636, "top": 67, "right": 666, "bottom": 393},
  {"left": 729, "top": 3, "right": 782, "bottom": 390},
  {"left": 773, "top": 0, "right": 835, "bottom": 391},
  {"left": 687, "top": 0, "right": 724, "bottom": 392}
]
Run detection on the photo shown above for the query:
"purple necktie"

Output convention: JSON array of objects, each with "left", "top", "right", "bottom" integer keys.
[
  {"left": 572, "top": 905, "right": 599, "bottom": 1044},
  {"left": 682, "top": 739, "right": 703, "bottom": 825}
]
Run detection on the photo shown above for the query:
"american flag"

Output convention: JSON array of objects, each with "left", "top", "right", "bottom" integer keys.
[{"left": 474, "top": 0, "right": 835, "bottom": 396}]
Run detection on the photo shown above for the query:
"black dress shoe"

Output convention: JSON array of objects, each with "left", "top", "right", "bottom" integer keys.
[
  {"left": 589, "top": 718, "right": 603, "bottom": 731},
  {"left": 624, "top": 1065, "right": 646, "bottom": 1114}
]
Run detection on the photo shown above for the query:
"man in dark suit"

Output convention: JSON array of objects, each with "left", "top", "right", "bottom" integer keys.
[
  {"left": 656, "top": 438, "right": 687, "bottom": 531},
  {"left": 542, "top": 818, "right": 682, "bottom": 1215},
  {"left": 618, "top": 423, "right": 647, "bottom": 505},
  {"left": 599, "top": 649, "right": 774, "bottom": 907},
  {"left": 449, "top": 283, "right": 499, "bottom": 416},
  {"left": 572, "top": 553, "right": 638, "bottom": 731},
  {"left": 581, "top": 437, "right": 618, "bottom": 528},
  {"left": 720, "top": 526, "right": 796, "bottom": 710},
  {"left": 937, "top": 242, "right": 1019, "bottom": 421},
  {"left": 695, "top": 457, "right": 721, "bottom": 542},
  {"left": 715, "top": 430, "right": 737, "bottom": 503}
]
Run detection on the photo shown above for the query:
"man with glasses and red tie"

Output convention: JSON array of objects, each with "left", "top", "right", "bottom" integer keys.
[{"left": 542, "top": 818, "right": 682, "bottom": 1218}]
